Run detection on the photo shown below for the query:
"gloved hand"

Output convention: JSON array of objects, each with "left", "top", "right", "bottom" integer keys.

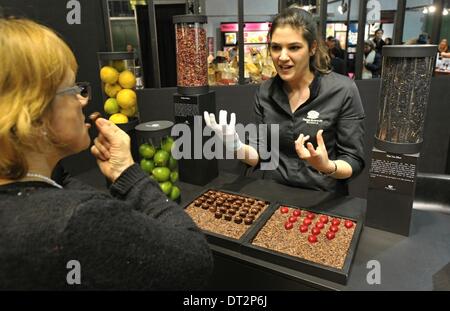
[{"left": 204, "top": 110, "right": 243, "bottom": 152}]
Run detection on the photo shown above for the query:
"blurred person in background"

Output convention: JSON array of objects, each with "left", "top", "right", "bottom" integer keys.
[
  {"left": 372, "top": 28, "right": 385, "bottom": 54},
  {"left": 438, "top": 38, "right": 450, "bottom": 58},
  {"left": 363, "top": 40, "right": 381, "bottom": 79},
  {"left": 329, "top": 46, "right": 346, "bottom": 75}
]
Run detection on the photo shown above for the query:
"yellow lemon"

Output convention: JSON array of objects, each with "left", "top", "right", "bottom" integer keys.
[
  {"left": 112, "top": 60, "right": 126, "bottom": 72},
  {"left": 109, "top": 113, "right": 128, "bottom": 124},
  {"left": 104, "top": 98, "right": 120, "bottom": 115},
  {"left": 120, "top": 105, "right": 136, "bottom": 117},
  {"left": 104, "top": 83, "right": 122, "bottom": 98},
  {"left": 116, "top": 89, "right": 137, "bottom": 109},
  {"left": 100, "top": 66, "right": 119, "bottom": 84},
  {"left": 118, "top": 70, "right": 136, "bottom": 89}
]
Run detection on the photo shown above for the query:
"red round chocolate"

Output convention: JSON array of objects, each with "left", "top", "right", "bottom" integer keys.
[
  {"left": 311, "top": 227, "right": 321, "bottom": 235},
  {"left": 344, "top": 220, "right": 354, "bottom": 228},
  {"left": 288, "top": 216, "right": 298, "bottom": 223},
  {"left": 308, "top": 235, "right": 317, "bottom": 243},
  {"left": 303, "top": 218, "right": 312, "bottom": 226},
  {"left": 306, "top": 212, "right": 315, "bottom": 220},
  {"left": 284, "top": 222, "right": 294, "bottom": 230},
  {"left": 315, "top": 222, "right": 324, "bottom": 229},
  {"left": 331, "top": 218, "right": 341, "bottom": 226},
  {"left": 330, "top": 225, "right": 339, "bottom": 233},
  {"left": 326, "top": 231, "right": 335, "bottom": 240},
  {"left": 293, "top": 210, "right": 301, "bottom": 217},
  {"left": 319, "top": 215, "right": 328, "bottom": 224},
  {"left": 299, "top": 225, "right": 308, "bottom": 233},
  {"left": 280, "top": 207, "right": 289, "bottom": 214}
]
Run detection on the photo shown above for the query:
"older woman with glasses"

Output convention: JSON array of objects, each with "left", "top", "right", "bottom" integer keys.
[{"left": 0, "top": 17, "right": 212, "bottom": 290}]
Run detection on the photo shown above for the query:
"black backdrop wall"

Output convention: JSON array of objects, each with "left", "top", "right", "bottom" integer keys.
[
  {"left": 136, "top": 77, "right": 450, "bottom": 199},
  {"left": 0, "top": 0, "right": 108, "bottom": 175},
  {"left": 155, "top": 3, "right": 185, "bottom": 87},
  {"left": 2, "top": 1, "right": 449, "bottom": 197}
]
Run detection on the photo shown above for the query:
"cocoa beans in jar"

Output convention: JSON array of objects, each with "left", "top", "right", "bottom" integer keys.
[{"left": 175, "top": 24, "right": 208, "bottom": 87}]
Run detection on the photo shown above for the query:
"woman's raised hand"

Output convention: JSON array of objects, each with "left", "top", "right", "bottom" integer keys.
[
  {"left": 295, "top": 129, "right": 334, "bottom": 173},
  {"left": 91, "top": 118, "right": 135, "bottom": 182}
]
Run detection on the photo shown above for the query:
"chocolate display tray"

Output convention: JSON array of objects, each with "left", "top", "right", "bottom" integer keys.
[
  {"left": 184, "top": 189, "right": 273, "bottom": 252},
  {"left": 241, "top": 203, "right": 364, "bottom": 285}
]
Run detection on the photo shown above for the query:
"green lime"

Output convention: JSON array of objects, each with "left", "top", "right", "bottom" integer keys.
[
  {"left": 160, "top": 181, "right": 173, "bottom": 195},
  {"left": 140, "top": 159, "right": 154, "bottom": 174},
  {"left": 170, "top": 171, "right": 179, "bottom": 183},
  {"left": 152, "top": 167, "right": 171, "bottom": 182},
  {"left": 139, "top": 143, "right": 156, "bottom": 159},
  {"left": 168, "top": 156, "right": 177, "bottom": 170},
  {"left": 169, "top": 185, "right": 181, "bottom": 201},
  {"left": 153, "top": 150, "right": 170, "bottom": 167},
  {"left": 104, "top": 98, "right": 120, "bottom": 115},
  {"left": 161, "top": 137, "right": 174, "bottom": 154},
  {"left": 112, "top": 60, "right": 126, "bottom": 72}
]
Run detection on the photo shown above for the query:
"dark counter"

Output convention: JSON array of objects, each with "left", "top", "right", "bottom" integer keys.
[{"left": 178, "top": 172, "right": 450, "bottom": 290}]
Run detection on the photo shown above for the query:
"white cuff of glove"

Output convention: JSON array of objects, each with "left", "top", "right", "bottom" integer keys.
[{"left": 223, "top": 133, "right": 243, "bottom": 152}]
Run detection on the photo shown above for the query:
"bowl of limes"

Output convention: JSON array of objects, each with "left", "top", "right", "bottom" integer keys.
[{"left": 136, "top": 121, "right": 181, "bottom": 203}]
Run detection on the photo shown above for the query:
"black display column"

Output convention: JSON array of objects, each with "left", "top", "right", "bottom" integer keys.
[
  {"left": 172, "top": 14, "right": 218, "bottom": 186},
  {"left": 365, "top": 45, "right": 437, "bottom": 236}
]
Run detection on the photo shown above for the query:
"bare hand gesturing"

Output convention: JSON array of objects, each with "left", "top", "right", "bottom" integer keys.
[{"left": 295, "top": 129, "right": 333, "bottom": 173}]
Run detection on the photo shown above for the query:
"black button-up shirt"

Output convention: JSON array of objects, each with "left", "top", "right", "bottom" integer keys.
[{"left": 249, "top": 72, "right": 365, "bottom": 193}]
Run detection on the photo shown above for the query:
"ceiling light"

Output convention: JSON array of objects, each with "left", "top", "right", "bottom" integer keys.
[
  {"left": 429, "top": 5, "right": 436, "bottom": 13},
  {"left": 443, "top": 8, "right": 448, "bottom": 15},
  {"left": 423, "top": 7, "right": 429, "bottom": 14}
]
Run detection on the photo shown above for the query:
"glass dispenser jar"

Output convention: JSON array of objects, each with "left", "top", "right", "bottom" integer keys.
[
  {"left": 374, "top": 45, "right": 436, "bottom": 154},
  {"left": 97, "top": 52, "right": 143, "bottom": 123},
  {"left": 135, "top": 121, "right": 180, "bottom": 202},
  {"left": 173, "top": 15, "right": 208, "bottom": 95}
]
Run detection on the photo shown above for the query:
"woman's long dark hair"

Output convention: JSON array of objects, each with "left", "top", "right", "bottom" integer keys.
[{"left": 268, "top": 6, "right": 331, "bottom": 74}]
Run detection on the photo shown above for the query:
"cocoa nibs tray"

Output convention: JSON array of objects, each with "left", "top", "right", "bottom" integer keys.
[
  {"left": 185, "top": 190, "right": 269, "bottom": 240},
  {"left": 252, "top": 206, "right": 356, "bottom": 270}
]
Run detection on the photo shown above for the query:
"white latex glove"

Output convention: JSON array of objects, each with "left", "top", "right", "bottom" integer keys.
[{"left": 204, "top": 110, "right": 243, "bottom": 152}]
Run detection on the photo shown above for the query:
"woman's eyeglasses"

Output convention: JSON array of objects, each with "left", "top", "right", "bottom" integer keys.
[{"left": 56, "top": 82, "right": 91, "bottom": 99}]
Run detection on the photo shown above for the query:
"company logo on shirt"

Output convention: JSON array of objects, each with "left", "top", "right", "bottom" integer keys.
[
  {"left": 385, "top": 184, "right": 396, "bottom": 191},
  {"left": 303, "top": 110, "right": 323, "bottom": 125}
]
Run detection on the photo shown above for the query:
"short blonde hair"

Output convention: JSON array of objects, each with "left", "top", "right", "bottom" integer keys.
[{"left": 0, "top": 18, "right": 78, "bottom": 179}]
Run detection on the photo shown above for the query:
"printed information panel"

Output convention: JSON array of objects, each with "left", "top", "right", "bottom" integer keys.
[{"left": 368, "top": 151, "right": 418, "bottom": 195}]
